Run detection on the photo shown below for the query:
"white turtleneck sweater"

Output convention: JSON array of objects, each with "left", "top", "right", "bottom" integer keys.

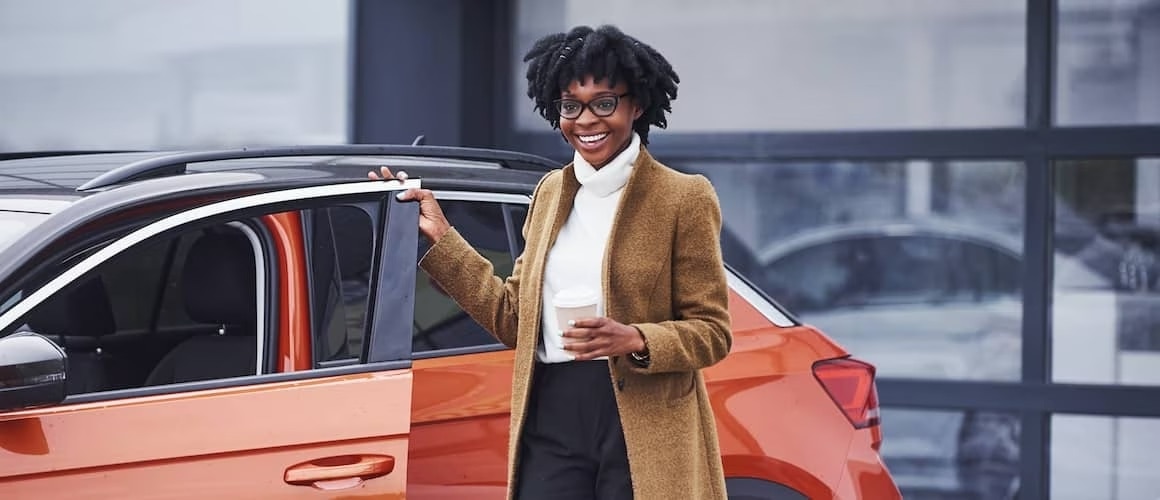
[{"left": 537, "top": 132, "right": 641, "bottom": 363}]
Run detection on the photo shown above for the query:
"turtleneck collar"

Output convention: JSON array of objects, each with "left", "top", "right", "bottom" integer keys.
[{"left": 571, "top": 132, "right": 640, "bottom": 198}]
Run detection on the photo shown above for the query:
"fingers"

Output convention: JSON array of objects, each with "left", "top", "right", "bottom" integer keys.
[
  {"left": 561, "top": 318, "right": 639, "bottom": 360},
  {"left": 368, "top": 165, "right": 391, "bottom": 179},
  {"left": 564, "top": 339, "right": 608, "bottom": 361},
  {"left": 368, "top": 166, "right": 409, "bottom": 182},
  {"left": 395, "top": 187, "right": 432, "bottom": 202},
  {"left": 561, "top": 327, "right": 610, "bottom": 354},
  {"left": 567, "top": 317, "right": 607, "bottom": 329}
]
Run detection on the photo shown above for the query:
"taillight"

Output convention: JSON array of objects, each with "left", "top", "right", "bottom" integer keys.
[{"left": 812, "top": 357, "right": 881, "bottom": 429}]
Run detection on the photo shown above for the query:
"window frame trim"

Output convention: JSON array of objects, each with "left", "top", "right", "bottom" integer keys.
[{"left": 225, "top": 220, "right": 268, "bottom": 376}]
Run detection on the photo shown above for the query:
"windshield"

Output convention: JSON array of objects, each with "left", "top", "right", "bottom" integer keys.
[{"left": 0, "top": 211, "right": 49, "bottom": 253}]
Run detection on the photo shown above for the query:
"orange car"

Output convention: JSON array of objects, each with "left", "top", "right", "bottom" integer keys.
[{"left": 0, "top": 147, "right": 900, "bottom": 499}]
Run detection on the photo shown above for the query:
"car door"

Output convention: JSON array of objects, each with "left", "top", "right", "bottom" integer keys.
[
  {"left": 406, "top": 192, "right": 528, "bottom": 499},
  {"left": 0, "top": 179, "right": 420, "bottom": 499}
]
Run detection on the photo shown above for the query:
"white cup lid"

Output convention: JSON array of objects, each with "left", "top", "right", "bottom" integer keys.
[{"left": 553, "top": 287, "right": 600, "bottom": 308}]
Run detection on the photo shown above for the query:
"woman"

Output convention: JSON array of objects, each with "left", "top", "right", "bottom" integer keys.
[{"left": 373, "top": 24, "right": 731, "bottom": 500}]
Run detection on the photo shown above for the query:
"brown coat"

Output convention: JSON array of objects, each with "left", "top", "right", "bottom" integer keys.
[{"left": 419, "top": 148, "right": 732, "bottom": 500}]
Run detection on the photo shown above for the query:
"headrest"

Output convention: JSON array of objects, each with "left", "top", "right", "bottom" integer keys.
[
  {"left": 26, "top": 276, "right": 116, "bottom": 338},
  {"left": 181, "top": 230, "right": 257, "bottom": 327}
]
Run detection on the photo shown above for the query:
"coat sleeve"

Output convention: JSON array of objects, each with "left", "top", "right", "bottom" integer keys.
[
  {"left": 417, "top": 171, "right": 554, "bottom": 348},
  {"left": 629, "top": 175, "right": 733, "bottom": 374}
]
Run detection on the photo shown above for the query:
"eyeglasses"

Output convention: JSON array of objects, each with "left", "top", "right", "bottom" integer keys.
[{"left": 553, "top": 93, "right": 630, "bottom": 120}]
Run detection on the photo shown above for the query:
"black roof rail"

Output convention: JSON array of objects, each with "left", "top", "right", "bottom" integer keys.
[
  {"left": 75, "top": 144, "right": 559, "bottom": 191},
  {"left": 1, "top": 150, "right": 142, "bottom": 162}
]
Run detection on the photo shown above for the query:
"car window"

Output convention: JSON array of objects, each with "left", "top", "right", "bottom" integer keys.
[
  {"left": 309, "top": 205, "right": 375, "bottom": 364},
  {"left": 0, "top": 211, "right": 48, "bottom": 253},
  {"left": 3, "top": 222, "right": 266, "bottom": 396},
  {"left": 0, "top": 180, "right": 416, "bottom": 405},
  {"left": 412, "top": 199, "right": 514, "bottom": 353},
  {"left": 100, "top": 233, "right": 200, "bottom": 333}
]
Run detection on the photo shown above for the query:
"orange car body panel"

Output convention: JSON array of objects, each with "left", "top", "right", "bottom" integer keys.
[
  {"left": 405, "top": 290, "right": 899, "bottom": 499},
  {"left": 834, "top": 426, "right": 900, "bottom": 499},
  {"left": 265, "top": 211, "right": 313, "bottom": 372},
  {"left": 0, "top": 372, "right": 413, "bottom": 499}
]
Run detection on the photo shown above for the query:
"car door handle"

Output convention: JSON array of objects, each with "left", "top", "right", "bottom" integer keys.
[{"left": 284, "top": 454, "right": 395, "bottom": 490}]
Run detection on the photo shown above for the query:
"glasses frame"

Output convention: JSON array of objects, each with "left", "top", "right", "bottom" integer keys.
[{"left": 553, "top": 93, "right": 631, "bottom": 120}]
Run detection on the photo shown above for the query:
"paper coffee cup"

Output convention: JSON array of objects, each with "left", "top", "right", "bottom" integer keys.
[{"left": 553, "top": 287, "right": 600, "bottom": 342}]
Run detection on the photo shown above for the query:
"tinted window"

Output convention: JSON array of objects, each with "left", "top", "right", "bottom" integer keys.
[
  {"left": 309, "top": 206, "right": 375, "bottom": 363},
  {"left": 101, "top": 233, "right": 199, "bottom": 332},
  {"left": 412, "top": 200, "right": 514, "bottom": 353},
  {"left": 5, "top": 224, "right": 264, "bottom": 395}
]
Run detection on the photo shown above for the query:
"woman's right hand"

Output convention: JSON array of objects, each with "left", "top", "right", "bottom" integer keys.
[{"left": 369, "top": 166, "right": 452, "bottom": 243}]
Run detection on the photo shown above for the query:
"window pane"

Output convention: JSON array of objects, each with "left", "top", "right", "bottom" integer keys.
[
  {"left": 0, "top": 0, "right": 349, "bottom": 150},
  {"left": 413, "top": 200, "right": 510, "bottom": 353},
  {"left": 7, "top": 223, "right": 262, "bottom": 394},
  {"left": 311, "top": 206, "right": 375, "bottom": 363},
  {"left": 679, "top": 159, "right": 1026, "bottom": 381},
  {"left": 1053, "top": 159, "right": 1160, "bottom": 386},
  {"left": 1056, "top": 0, "right": 1160, "bottom": 125},
  {"left": 103, "top": 237, "right": 172, "bottom": 331},
  {"left": 880, "top": 408, "right": 1020, "bottom": 499},
  {"left": 1052, "top": 415, "right": 1160, "bottom": 500},
  {"left": 513, "top": 0, "right": 1025, "bottom": 131}
]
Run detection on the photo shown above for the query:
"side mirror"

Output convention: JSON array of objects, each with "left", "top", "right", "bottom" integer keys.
[{"left": 0, "top": 332, "right": 67, "bottom": 412}]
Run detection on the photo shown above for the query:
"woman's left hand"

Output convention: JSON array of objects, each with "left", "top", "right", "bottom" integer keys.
[{"left": 562, "top": 317, "right": 647, "bottom": 361}]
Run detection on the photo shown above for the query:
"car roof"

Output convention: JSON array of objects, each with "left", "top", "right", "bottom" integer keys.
[{"left": 0, "top": 147, "right": 556, "bottom": 207}]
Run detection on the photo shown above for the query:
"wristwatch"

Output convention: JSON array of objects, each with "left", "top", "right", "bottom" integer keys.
[
  {"left": 629, "top": 329, "right": 651, "bottom": 367},
  {"left": 629, "top": 350, "right": 650, "bottom": 367}
]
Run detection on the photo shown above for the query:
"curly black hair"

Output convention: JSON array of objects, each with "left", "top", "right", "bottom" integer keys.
[{"left": 522, "top": 25, "right": 679, "bottom": 145}]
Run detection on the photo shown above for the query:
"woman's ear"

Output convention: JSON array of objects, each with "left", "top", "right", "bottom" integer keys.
[{"left": 633, "top": 104, "right": 644, "bottom": 121}]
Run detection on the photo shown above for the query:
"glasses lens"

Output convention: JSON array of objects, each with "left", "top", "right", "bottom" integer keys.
[
  {"left": 557, "top": 100, "right": 582, "bottom": 119},
  {"left": 591, "top": 97, "right": 619, "bottom": 116}
]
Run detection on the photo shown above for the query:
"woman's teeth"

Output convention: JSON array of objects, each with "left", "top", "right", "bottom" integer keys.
[{"left": 579, "top": 133, "right": 608, "bottom": 143}]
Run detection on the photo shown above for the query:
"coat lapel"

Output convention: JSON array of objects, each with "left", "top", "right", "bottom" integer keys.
[
  {"left": 521, "top": 166, "right": 580, "bottom": 348},
  {"left": 547, "top": 165, "right": 581, "bottom": 250},
  {"left": 601, "top": 149, "right": 664, "bottom": 320}
]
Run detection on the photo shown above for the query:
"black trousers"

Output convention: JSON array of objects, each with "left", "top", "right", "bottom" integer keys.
[{"left": 515, "top": 360, "right": 634, "bottom": 500}]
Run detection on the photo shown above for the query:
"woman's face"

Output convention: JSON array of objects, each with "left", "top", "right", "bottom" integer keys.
[{"left": 558, "top": 76, "right": 641, "bottom": 168}]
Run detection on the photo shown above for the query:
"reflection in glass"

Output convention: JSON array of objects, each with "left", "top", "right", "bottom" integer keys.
[
  {"left": 880, "top": 408, "right": 1020, "bottom": 500},
  {"left": 1053, "top": 159, "right": 1160, "bottom": 386},
  {"left": 1052, "top": 415, "right": 1160, "bottom": 499},
  {"left": 0, "top": 0, "right": 349, "bottom": 150},
  {"left": 1057, "top": 0, "right": 1160, "bottom": 125},
  {"left": 682, "top": 159, "right": 1026, "bottom": 382},
  {"left": 514, "top": 0, "right": 1026, "bottom": 131}
]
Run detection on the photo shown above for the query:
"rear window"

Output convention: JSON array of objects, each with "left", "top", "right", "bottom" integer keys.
[{"left": 0, "top": 211, "right": 48, "bottom": 253}]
